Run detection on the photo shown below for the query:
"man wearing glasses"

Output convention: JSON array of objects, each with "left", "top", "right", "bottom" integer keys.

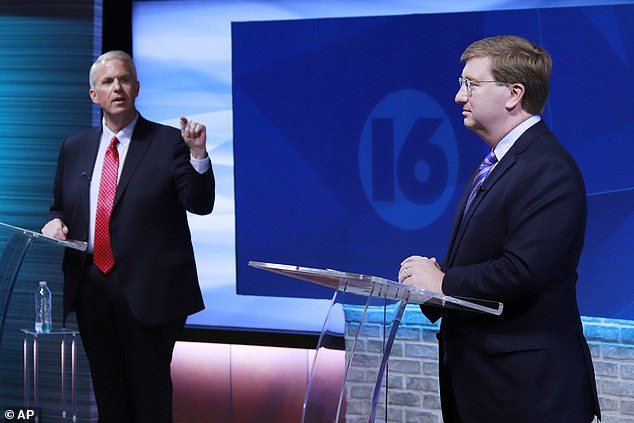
[{"left": 398, "top": 35, "right": 601, "bottom": 422}]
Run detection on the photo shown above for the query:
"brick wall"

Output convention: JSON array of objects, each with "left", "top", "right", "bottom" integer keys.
[
  {"left": 343, "top": 304, "right": 634, "bottom": 422},
  {"left": 584, "top": 317, "right": 634, "bottom": 422}
]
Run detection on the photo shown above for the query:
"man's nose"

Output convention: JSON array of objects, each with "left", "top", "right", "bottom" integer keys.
[{"left": 455, "top": 87, "right": 468, "bottom": 104}]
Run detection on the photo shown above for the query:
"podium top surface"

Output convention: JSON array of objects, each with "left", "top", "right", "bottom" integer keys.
[
  {"left": 20, "top": 328, "right": 80, "bottom": 337},
  {"left": 0, "top": 222, "right": 87, "bottom": 252},
  {"left": 249, "top": 261, "right": 503, "bottom": 316}
]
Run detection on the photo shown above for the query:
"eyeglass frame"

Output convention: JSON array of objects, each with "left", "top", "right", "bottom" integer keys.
[{"left": 458, "top": 77, "right": 500, "bottom": 94}]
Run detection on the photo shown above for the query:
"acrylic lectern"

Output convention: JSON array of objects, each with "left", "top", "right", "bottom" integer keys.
[
  {"left": 0, "top": 221, "right": 86, "bottom": 421},
  {"left": 0, "top": 221, "right": 86, "bottom": 346},
  {"left": 249, "top": 261, "right": 503, "bottom": 423}
]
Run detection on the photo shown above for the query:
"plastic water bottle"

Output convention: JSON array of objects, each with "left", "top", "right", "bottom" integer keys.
[{"left": 34, "top": 281, "right": 52, "bottom": 333}]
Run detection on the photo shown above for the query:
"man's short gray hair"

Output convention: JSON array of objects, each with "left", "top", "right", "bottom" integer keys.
[{"left": 89, "top": 50, "right": 137, "bottom": 88}]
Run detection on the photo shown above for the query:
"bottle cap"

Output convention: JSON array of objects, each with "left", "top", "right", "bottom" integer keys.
[{"left": 39, "top": 281, "right": 47, "bottom": 286}]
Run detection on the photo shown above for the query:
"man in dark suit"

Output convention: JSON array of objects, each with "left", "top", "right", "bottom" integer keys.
[
  {"left": 398, "top": 36, "right": 601, "bottom": 422},
  {"left": 42, "top": 50, "right": 215, "bottom": 422}
]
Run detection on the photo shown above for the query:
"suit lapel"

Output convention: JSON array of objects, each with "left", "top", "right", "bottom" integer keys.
[
  {"left": 83, "top": 127, "right": 102, "bottom": 179},
  {"left": 79, "top": 128, "right": 102, "bottom": 230},
  {"left": 114, "top": 116, "right": 153, "bottom": 208},
  {"left": 444, "top": 120, "right": 550, "bottom": 267},
  {"left": 462, "top": 154, "right": 515, "bottom": 221}
]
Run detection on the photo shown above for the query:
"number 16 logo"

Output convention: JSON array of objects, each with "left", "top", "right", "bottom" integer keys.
[{"left": 358, "top": 90, "right": 458, "bottom": 230}]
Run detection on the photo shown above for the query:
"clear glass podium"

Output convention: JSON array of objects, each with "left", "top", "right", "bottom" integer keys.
[
  {"left": 249, "top": 261, "right": 503, "bottom": 423},
  {"left": 0, "top": 221, "right": 86, "bottom": 347},
  {"left": 0, "top": 221, "right": 86, "bottom": 421}
]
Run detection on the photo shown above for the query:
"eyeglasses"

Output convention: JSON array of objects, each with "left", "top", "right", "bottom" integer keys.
[{"left": 458, "top": 77, "right": 498, "bottom": 94}]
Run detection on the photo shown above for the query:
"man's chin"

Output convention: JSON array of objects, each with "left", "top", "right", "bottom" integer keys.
[
  {"left": 109, "top": 104, "right": 131, "bottom": 113},
  {"left": 106, "top": 106, "right": 136, "bottom": 118}
]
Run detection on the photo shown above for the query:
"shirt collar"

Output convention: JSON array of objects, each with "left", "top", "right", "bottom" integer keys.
[
  {"left": 101, "top": 113, "right": 139, "bottom": 147},
  {"left": 493, "top": 115, "right": 541, "bottom": 161}
]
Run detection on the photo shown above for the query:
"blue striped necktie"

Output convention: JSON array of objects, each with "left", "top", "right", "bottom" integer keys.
[{"left": 464, "top": 150, "right": 497, "bottom": 214}]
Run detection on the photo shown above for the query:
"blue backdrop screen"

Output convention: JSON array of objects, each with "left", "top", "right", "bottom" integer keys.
[{"left": 233, "top": 5, "right": 634, "bottom": 319}]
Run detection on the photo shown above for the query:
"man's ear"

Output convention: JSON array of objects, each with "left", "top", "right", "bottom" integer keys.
[
  {"left": 506, "top": 83, "right": 525, "bottom": 110},
  {"left": 89, "top": 88, "right": 99, "bottom": 105},
  {"left": 132, "top": 80, "right": 140, "bottom": 99}
]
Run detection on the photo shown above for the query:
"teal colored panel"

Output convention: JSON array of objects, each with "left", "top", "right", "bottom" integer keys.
[{"left": 0, "top": 10, "right": 98, "bottom": 420}]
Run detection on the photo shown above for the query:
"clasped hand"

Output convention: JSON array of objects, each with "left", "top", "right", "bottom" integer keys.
[
  {"left": 42, "top": 218, "right": 68, "bottom": 240},
  {"left": 398, "top": 255, "right": 445, "bottom": 294}
]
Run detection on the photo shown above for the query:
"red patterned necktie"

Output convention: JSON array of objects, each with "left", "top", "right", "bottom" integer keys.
[
  {"left": 463, "top": 150, "right": 497, "bottom": 215},
  {"left": 94, "top": 136, "right": 119, "bottom": 273}
]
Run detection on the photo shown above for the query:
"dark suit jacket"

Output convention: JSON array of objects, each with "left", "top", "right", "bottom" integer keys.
[
  {"left": 427, "top": 120, "right": 600, "bottom": 422},
  {"left": 49, "top": 116, "right": 215, "bottom": 326}
]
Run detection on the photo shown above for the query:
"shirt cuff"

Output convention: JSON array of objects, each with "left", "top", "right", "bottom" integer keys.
[{"left": 190, "top": 155, "right": 211, "bottom": 174}]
